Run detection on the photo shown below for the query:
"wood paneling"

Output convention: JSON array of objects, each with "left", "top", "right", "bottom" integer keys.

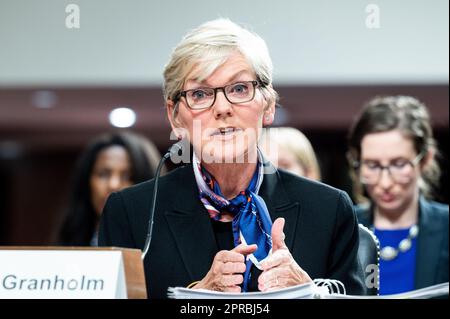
[{"left": 0, "top": 85, "right": 447, "bottom": 244}]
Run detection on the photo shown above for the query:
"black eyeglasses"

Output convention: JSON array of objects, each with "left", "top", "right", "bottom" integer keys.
[
  {"left": 356, "top": 152, "right": 425, "bottom": 185},
  {"left": 174, "top": 80, "right": 261, "bottom": 110}
]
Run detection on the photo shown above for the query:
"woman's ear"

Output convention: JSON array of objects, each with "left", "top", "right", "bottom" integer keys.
[
  {"left": 262, "top": 85, "right": 276, "bottom": 126},
  {"left": 420, "top": 149, "right": 435, "bottom": 171},
  {"left": 166, "top": 100, "right": 184, "bottom": 139},
  {"left": 263, "top": 113, "right": 274, "bottom": 126},
  {"left": 263, "top": 99, "right": 276, "bottom": 126}
]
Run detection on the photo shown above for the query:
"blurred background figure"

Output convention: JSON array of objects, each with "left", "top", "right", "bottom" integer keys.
[
  {"left": 56, "top": 131, "right": 162, "bottom": 246},
  {"left": 347, "top": 96, "right": 449, "bottom": 295},
  {"left": 259, "top": 127, "right": 321, "bottom": 181},
  {"left": 261, "top": 126, "right": 379, "bottom": 295}
]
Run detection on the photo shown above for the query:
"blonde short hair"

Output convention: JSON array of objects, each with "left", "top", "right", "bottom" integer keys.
[
  {"left": 260, "top": 127, "right": 321, "bottom": 181},
  {"left": 163, "top": 18, "right": 278, "bottom": 107}
]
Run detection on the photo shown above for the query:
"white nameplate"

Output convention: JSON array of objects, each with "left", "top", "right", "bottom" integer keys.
[{"left": 0, "top": 250, "right": 127, "bottom": 299}]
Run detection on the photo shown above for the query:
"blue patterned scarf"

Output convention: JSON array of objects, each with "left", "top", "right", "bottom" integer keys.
[{"left": 193, "top": 151, "right": 273, "bottom": 291}]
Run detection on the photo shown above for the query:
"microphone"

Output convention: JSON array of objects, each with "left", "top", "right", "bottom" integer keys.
[{"left": 141, "top": 141, "right": 184, "bottom": 260}]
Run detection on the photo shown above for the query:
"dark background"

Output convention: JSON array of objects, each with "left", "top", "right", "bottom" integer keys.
[
  {"left": 0, "top": 84, "right": 447, "bottom": 245},
  {"left": 0, "top": 85, "right": 449, "bottom": 245}
]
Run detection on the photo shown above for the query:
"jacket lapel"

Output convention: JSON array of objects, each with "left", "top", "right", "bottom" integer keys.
[
  {"left": 358, "top": 197, "right": 444, "bottom": 289},
  {"left": 415, "top": 197, "right": 443, "bottom": 288},
  {"left": 163, "top": 162, "right": 301, "bottom": 282},
  {"left": 259, "top": 162, "right": 300, "bottom": 250},
  {"left": 164, "top": 165, "right": 217, "bottom": 282}
]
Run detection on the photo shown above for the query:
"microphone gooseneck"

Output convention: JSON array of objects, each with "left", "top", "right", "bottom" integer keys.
[{"left": 141, "top": 141, "right": 183, "bottom": 260}]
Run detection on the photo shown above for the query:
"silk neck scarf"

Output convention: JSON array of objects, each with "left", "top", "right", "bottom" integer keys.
[{"left": 192, "top": 151, "right": 273, "bottom": 291}]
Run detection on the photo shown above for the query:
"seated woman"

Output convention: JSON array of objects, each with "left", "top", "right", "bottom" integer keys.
[
  {"left": 99, "top": 18, "right": 366, "bottom": 298},
  {"left": 261, "top": 126, "right": 379, "bottom": 294},
  {"left": 347, "top": 95, "right": 449, "bottom": 295},
  {"left": 57, "top": 131, "right": 161, "bottom": 246},
  {"left": 259, "top": 127, "right": 321, "bottom": 181}
]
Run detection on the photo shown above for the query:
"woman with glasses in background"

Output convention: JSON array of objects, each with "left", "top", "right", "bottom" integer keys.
[{"left": 348, "top": 95, "right": 448, "bottom": 295}]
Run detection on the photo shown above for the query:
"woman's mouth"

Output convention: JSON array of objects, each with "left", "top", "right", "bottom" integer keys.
[
  {"left": 379, "top": 193, "right": 396, "bottom": 203},
  {"left": 210, "top": 127, "right": 242, "bottom": 140}
]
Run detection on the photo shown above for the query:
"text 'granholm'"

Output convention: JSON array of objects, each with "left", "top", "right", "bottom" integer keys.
[{"left": 1, "top": 274, "right": 104, "bottom": 291}]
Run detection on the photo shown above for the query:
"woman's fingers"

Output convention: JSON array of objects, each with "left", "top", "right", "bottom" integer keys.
[
  {"left": 260, "top": 249, "right": 292, "bottom": 271},
  {"left": 221, "top": 261, "right": 247, "bottom": 274},
  {"left": 222, "top": 274, "right": 244, "bottom": 286},
  {"left": 223, "top": 285, "right": 241, "bottom": 293},
  {"left": 258, "top": 250, "right": 313, "bottom": 291},
  {"left": 232, "top": 243, "right": 258, "bottom": 255},
  {"left": 216, "top": 243, "right": 257, "bottom": 263},
  {"left": 197, "top": 244, "right": 256, "bottom": 291},
  {"left": 258, "top": 267, "right": 286, "bottom": 290}
]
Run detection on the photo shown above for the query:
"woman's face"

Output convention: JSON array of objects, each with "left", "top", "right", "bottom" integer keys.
[
  {"left": 90, "top": 145, "right": 133, "bottom": 216},
  {"left": 167, "top": 52, "right": 275, "bottom": 164},
  {"left": 262, "top": 143, "right": 307, "bottom": 177},
  {"left": 360, "top": 129, "right": 423, "bottom": 214}
]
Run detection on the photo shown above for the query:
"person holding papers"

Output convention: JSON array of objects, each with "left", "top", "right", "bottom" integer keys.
[{"left": 99, "top": 18, "right": 366, "bottom": 298}]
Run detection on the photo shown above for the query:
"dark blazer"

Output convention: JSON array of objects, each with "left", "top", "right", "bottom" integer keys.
[
  {"left": 99, "top": 163, "right": 366, "bottom": 298},
  {"left": 356, "top": 197, "right": 449, "bottom": 289}
]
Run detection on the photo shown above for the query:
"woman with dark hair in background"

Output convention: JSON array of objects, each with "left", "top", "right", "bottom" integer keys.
[
  {"left": 57, "top": 131, "right": 162, "bottom": 246},
  {"left": 348, "top": 95, "right": 448, "bottom": 295}
]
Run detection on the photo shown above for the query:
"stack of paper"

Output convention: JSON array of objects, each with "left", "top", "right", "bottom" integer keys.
[
  {"left": 168, "top": 282, "right": 329, "bottom": 299},
  {"left": 324, "top": 282, "right": 449, "bottom": 299},
  {"left": 168, "top": 282, "right": 449, "bottom": 299}
]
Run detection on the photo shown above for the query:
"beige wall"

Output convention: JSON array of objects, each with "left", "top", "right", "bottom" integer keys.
[{"left": 0, "top": 0, "right": 448, "bottom": 87}]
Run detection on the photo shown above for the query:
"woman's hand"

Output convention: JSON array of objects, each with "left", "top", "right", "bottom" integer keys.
[
  {"left": 258, "top": 218, "right": 312, "bottom": 291},
  {"left": 193, "top": 244, "right": 257, "bottom": 292}
]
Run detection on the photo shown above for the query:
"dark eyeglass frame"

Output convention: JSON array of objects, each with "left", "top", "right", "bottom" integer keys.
[
  {"left": 355, "top": 151, "right": 425, "bottom": 185},
  {"left": 173, "top": 80, "right": 262, "bottom": 110}
]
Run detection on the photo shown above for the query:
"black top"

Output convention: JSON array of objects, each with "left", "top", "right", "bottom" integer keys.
[
  {"left": 210, "top": 219, "right": 262, "bottom": 292},
  {"left": 99, "top": 162, "right": 366, "bottom": 298},
  {"left": 210, "top": 219, "right": 234, "bottom": 251}
]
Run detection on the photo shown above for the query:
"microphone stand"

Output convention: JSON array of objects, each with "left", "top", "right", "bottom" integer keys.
[{"left": 141, "top": 142, "right": 183, "bottom": 260}]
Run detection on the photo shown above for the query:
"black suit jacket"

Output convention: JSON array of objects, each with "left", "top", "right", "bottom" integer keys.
[
  {"left": 356, "top": 197, "right": 449, "bottom": 289},
  {"left": 99, "top": 163, "right": 366, "bottom": 298}
]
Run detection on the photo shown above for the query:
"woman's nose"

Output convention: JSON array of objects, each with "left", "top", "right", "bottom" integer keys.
[
  {"left": 108, "top": 175, "right": 122, "bottom": 191},
  {"left": 212, "top": 90, "right": 233, "bottom": 119},
  {"left": 378, "top": 168, "right": 394, "bottom": 189}
]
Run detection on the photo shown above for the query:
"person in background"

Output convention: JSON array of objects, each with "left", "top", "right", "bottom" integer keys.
[
  {"left": 347, "top": 95, "right": 448, "bottom": 295},
  {"left": 261, "top": 126, "right": 379, "bottom": 295},
  {"left": 99, "top": 18, "right": 365, "bottom": 298},
  {"left": 57, "top": 131, "right": 161, "bottom": 246},
  {"left": 259, "top": 127, "right": 321, "bottom": 181}
]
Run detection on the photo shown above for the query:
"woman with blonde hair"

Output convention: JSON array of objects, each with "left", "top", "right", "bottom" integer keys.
[
  {"left": 99, "top": 18, "right": 365, "bottom": 298},
  {"left": 260, "top": 127, "right": 321, "bottom": 181}
]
